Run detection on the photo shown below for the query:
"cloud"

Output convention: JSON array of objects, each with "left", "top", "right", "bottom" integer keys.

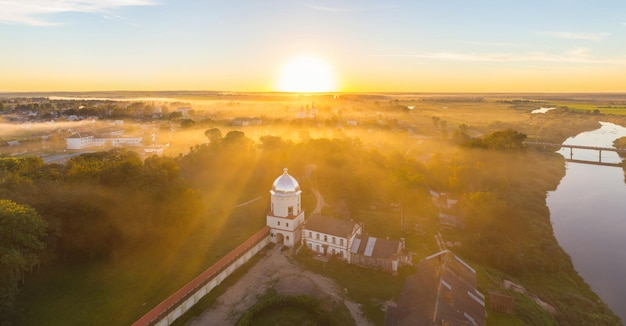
[
  {"left": 375, "top": 50, "right": 626, "bottom": 65},
  {"left": 0, "top": 0, "right": 158, "bottom": 26},
  {"left": 294, "top": 1, "right": 394, "bottom": 13},
  {"left": 458, "top": 40, "right": 522, "bottom": 48},
  {"left": 541, "top": 31, "right": 609, "bottom": 42}
]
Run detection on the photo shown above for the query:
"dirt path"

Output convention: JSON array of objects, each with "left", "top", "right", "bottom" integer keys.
[
  {"left": 186, "top": 246, "right": 372, "bottom": 326},
  {"left": 311, "top": 187, "right": 329, "bottom": 215}
]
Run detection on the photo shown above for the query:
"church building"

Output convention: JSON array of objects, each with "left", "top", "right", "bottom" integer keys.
[
  {"left": 266, "top": 168, "right": 410, "bottom": 274},
  {"left": 266, "top": 168, "right": 305, "bottom": 247}
]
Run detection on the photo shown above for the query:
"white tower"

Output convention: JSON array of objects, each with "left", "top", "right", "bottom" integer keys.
[{"left": 266, "top": 168, "right": 305, "bottom": 247}]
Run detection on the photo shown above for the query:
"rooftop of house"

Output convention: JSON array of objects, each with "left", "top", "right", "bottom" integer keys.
[
  {"left": 350, "top": 234, "right": 401, "bottom": 259},
  {"left": 385, "top": 250, "right": 485, "bottom": 326},
  {"left": 305, "top": 215, "right": 359, "bottom": 238}
]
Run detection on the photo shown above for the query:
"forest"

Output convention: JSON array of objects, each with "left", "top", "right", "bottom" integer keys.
[{"left": 1, "top": 95, "right": 625, "bottom": 325}]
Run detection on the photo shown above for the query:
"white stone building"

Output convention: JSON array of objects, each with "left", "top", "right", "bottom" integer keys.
[
  {"left": 302, "top": 215, "right": 362, "bottom": 262},
  {"left": 66, "top": 132, "right": 142, "bottom": 150},
  {"left": 266, "top": 168, "right": 305, "bottom": 247}
]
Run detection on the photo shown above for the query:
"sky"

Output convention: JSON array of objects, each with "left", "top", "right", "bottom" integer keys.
[{"left": 1, "top": 0, "right": 625, "bottom": 92}]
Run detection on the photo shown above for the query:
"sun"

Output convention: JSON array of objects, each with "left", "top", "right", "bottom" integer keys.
[{"left": 276, "top": 55, "right": 337, "bottom": 93}]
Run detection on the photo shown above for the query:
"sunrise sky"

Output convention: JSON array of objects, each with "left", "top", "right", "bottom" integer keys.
[{"left": 1, "top": 0, "right": 625, "bottom": 92}]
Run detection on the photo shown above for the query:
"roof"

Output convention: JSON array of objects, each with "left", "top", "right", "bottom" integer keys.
[
  {"left": 271, "top": 168, "right": 300, "bottom": 194},
  {"left": 385, "top": 250, "right": 485, "bottom": 326},
  {"left": 350, "top": 234, "right": 401, "bottom": 259},
  {"left": 305, "top": 215, "right": 358, "bottom": 238},
  {"left": 67, "top": 132, "right": 94, "bottom": 139}
]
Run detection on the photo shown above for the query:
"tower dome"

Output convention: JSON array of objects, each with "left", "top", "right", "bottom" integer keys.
[{"left": 271, "top": 168, "right": 300, "bottom": 194}]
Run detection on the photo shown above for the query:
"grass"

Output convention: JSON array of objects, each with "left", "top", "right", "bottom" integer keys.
[
  {"left": 18, "top": 198, "right": 268, "bottom": 326},
  {"left": 551, "top": 102, "right": 626, "bottom": 115},
  {"left": 236, "top": 290, "right": 354, "bottom": 326},
  {"left": 295, "top": 252, "right": 410, "bottom": 325}
]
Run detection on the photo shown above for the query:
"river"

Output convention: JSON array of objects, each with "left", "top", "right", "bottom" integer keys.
[{"left": 547, "top": 122, "right": 626, "bottom": 323}]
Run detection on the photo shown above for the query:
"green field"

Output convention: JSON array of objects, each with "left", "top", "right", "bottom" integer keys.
[{"left": 18, "top": 199, "right": 267, "bottom": 325}]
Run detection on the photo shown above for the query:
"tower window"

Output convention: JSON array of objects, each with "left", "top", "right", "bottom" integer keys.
[
  {"left": 288, "top": 206, "right": 294, "bottom": 215},
  {"left": 332, "top": 237, "right": 336, "bottom": 244},
  {"left": 324, "top": 235, "right": 328, "bottom": 242},
  {"left": 340, "top": 239, "right": 344, "bottom": 246},
  {"left": 277, "top": 221, "right": 281, "bottom": 226},
  {"left": 286, "top": 223, "right": 289, "bottom": 227},
  {"left": 316, "top": 233, "right": 320, "bottom": 240}
]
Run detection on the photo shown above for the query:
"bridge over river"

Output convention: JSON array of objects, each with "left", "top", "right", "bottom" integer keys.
[{"left": 525, "top": 142, "right": 626, "bottom": 167}]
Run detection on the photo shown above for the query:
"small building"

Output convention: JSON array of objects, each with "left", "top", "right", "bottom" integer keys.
[
  {"left": 350, "top": 235, "right": 409, "bottom": 274},
  {"left": 177, "top": 107, "right": 193, "bottom": 117},
  {"left": 386, "top": 250, "right": 486, "bottom": 326},
  {"left": 266, "top": 168, "right": 305, "bottom": 248},
  {"left": 302, "top": 215, "right": 362, "bottom": 261},
  {"left": 142, "top": 146, "right": 164, "bottom": 157}
]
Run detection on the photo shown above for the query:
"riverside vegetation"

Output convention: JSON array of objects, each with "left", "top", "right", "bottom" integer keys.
[{"left": 2, "top": 94, "right": 626, "bottom": 325}]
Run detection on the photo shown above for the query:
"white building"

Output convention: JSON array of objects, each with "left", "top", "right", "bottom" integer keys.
[
  {"left": 66, "top": 132, "right": 95, "bottom": 149},
  {"left": 266, "top": 168, "right": 305, "bottom": 247},
  {"left": 66, "top": 132, "right": 142, "bottom": 150},
  {"left": 302, "top": 215, "right": 362, "bottom": 262}
]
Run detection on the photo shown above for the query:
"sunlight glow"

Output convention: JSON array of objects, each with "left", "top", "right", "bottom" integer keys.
[{"left": 276, "top": 56, "right": 337, "bottom": 93}]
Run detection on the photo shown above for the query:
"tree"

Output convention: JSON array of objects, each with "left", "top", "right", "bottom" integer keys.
[
  {"left": 481, "top": 129, "right": 527, "bottom": 150},
  {"left": 180, "top": 119, "right": 195, "bottom": 129},
  {"left": 0, "top": 200, "right": 47, "bottom": 321},
  {"left": 204, "top": 128, "right": 222, "bottom": 143}
]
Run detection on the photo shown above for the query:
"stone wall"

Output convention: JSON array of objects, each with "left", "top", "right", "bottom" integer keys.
[{"left": 133, "top": 226, "right": 271, "bottom": 326}]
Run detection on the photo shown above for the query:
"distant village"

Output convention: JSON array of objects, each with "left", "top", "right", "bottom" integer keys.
[{"left": 0, "top": 95, "right": 422, "bottom": 163}]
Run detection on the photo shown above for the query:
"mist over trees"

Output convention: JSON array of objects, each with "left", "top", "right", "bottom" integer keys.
[
  {"left": 0, "top": 200, "right": 47, "bottom": 322},
  {"left": 0, "top": 120, "right": 619, "bottom": 324}
]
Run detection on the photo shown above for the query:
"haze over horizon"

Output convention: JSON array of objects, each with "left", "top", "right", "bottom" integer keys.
[{"left": 2, "top": 0, "right": 625, "bottom": 93}]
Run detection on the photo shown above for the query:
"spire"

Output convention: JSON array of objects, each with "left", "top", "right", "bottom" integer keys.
[{"left": 283, "top": 167, "right": 288, "bottom": 175}]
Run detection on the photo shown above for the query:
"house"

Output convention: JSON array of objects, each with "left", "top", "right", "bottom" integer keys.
[
  {"left": 350, "top": 235, "right": 409, "bottom": 275},
  {"left": 385, "top": 250, "right": 486, "bottom": 326},
  {"left": 302, "top": 215, "right": 362, "bottom": 261},
  {"left": 266, "top": 168, "right": 410, "bottom": 274}
]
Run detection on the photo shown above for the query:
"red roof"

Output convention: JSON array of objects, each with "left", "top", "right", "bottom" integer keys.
[{"left": 133, "top": 226, "right": 271, "bottom": 326}]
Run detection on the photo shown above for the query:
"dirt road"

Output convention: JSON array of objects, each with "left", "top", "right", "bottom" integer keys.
[{"left": 186, "top": 246, "right": 372, "bottom": 326}]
